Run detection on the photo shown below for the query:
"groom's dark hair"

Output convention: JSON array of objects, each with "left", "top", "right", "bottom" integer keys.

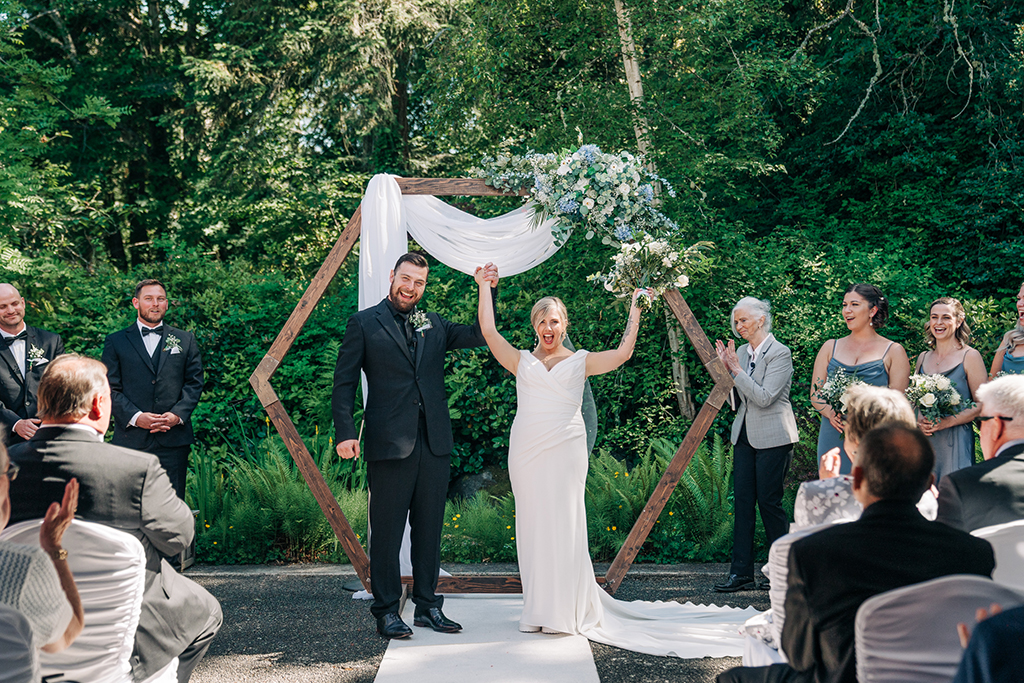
[{"left": 394, "top": 252, "right": 429, "bottom": 272}]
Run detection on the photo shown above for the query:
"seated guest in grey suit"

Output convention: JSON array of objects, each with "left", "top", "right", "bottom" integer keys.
[
  {"left": 937, "top": 374, "right": 1024, "bottom": 531},
  {"left": 717, "top": 424, "right": 994, "bottom": 683},
  {"left": 714, "top": 297, "right": 799, "bottom": 592},
  {"left": 8, "top": 354, "right": 221, "bottom": 683}
]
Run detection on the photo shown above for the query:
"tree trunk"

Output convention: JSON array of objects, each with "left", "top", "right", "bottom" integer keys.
[{"left": 614, "top": 0, "right": 694, "bottom": 419}]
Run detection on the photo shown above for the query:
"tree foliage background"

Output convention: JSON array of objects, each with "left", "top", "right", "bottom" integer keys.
[{"left": 2, "top": 0, "right": 1023, "bottom": 484}]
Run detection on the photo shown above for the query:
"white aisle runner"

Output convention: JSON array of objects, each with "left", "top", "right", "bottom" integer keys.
[{"left": 374, "top": 595, "right": 599, "bottom": 683}]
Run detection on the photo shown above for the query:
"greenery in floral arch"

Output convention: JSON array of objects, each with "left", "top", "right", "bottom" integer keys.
[{"left": 474, "top": 141, "right": 713, "bottom": 308}]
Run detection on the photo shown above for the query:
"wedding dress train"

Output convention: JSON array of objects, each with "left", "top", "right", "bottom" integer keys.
[{"left": 508, "top": 349, "right": 758, "bottom": 658}]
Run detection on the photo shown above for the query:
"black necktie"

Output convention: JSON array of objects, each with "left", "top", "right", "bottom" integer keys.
[
  {"left": 2, "top": 331, "right": 27, "bottom": 347},
  {"left": 141, "top": 326, "right": 163, "bottom": 336}
]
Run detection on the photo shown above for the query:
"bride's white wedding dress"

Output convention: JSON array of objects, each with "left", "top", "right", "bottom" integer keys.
[{"left": 509, "top": 349, "right": 758, "bottom": 657}]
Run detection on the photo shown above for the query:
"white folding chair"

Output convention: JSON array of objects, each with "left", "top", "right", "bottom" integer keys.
[
  {"left": 0, "top": 519, "right": 177, "bottom": 683},
  {"left": 766, "top": 521, "right": 844, "bottom": 646},
  {"left": 854, "top": 574, "right": 1024, "bottom": 683},
  {"left": 0, "top": 603, "right": 38, "bottom": 683},
  {"left": 972, "top": 519, "right": 1024, "bottom": 590}
]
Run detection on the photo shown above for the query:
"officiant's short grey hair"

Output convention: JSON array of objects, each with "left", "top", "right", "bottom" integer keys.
[{"left": 731, "top": 297, "right": 772, "bottom": 337}]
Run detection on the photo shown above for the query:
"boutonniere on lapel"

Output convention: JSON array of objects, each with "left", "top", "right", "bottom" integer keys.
[
  {"left": 409, "top": 309, "right": 432, "bottom": 335},
  {"left": 27, "top": 344, "right": 49, "bottom": 368},
  {"left": 164, "top": 334, "right": 183, "bottom": 355}
]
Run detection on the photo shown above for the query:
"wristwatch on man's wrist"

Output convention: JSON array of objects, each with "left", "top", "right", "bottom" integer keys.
[{"left": 48, "top": 548, "right": 68, "bottom": 562}]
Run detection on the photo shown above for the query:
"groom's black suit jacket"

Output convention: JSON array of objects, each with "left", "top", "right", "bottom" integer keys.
[
  {"left": 101, "top": 323, "right": 204, "bottom": 450},
  {"left": 0, "top": 325, "right": 64, "bottom": 442},
  {"left": 332, "top": 298, "right": 486, "bottom": 460}
]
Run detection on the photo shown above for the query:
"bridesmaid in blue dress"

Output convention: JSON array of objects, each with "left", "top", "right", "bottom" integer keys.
[
  {"left": 914, "top": 298, "right": 985, "bottom": 480},
  {"left": 989, "top": 281, "right": 1024, "bottom": 377},
  {"left": 811, "top": 284, "right": 910, "bottom": 474}
]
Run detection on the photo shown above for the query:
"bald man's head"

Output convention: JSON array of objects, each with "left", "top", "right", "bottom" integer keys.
[{"left": 0, "top": 284, "right": 26, "bottom": 334}]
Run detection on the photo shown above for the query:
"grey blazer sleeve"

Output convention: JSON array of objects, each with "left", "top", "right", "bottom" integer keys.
[
  {"left": 935, "top": 475, "right": 966, "bottom": 531},
  {"left": 139, "top": 457, "right": 195, "bottom": 555}
]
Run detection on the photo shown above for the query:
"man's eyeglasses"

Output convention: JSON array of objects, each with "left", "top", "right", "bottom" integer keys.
[
  {"left": 1, "top": 461, "right": 18, "bottom": 481},
  {"left": 978, "top": 415, "right": 1014, "bottom": 423}
]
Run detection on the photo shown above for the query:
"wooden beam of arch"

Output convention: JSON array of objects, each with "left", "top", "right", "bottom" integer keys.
[{"left": 248, "top": 178, "right": 733, "bottom": 595}]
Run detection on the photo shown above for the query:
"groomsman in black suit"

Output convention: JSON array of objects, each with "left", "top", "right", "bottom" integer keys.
[
  {"left": 333, "top": 252, "right": 496, "bottom": 639},
  {"left": 101, "top": 279, "right": 204, "bottom": 499},
  {"left": 0, "top": 283, "right": 65, "bottom": 444}
]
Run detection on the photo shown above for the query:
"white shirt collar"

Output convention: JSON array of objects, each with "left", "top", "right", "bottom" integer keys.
[
  {"left": 749, "top": 333, "right": 775, "bottom": 360},
  {"left": 994, "top": 438, "right": 1024, "bottom": 458}
]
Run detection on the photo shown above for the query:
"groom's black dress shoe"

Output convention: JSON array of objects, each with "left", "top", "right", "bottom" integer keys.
[
  {"left": 413, "top": 607, "right": 463, "bottom": 633},
  {"left": 376, "top": 613, "right": 413, "bottom": 639},
  {"left": 713, "top": 574, "right": 756, "bottom": 593}
]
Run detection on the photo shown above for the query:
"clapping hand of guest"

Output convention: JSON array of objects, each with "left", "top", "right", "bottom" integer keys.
[
  {"left": 714, "top": 339, "right": 742, "bottom": 376},
  {"left": 819, "top": 448, "right": 842, "bottom": 479},
  {"left": 958, "top": 603, "right": 1003, "bottom": 648},
  {"left": 40, "top": 478, "right": 78, "bottom": 555}
]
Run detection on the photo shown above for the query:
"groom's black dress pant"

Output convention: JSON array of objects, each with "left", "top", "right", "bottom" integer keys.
[
  {"left": 729, "top": 423, "right": 792, "bottom": 579},
  {"left": 367, "top": 416, "right": 451, "bottom": 619}
]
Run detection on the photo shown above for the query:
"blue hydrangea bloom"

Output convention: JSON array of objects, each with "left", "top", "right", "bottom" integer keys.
[
  {"left": 577, "top": 144, "right": 600, "bottom": 164},
  {"left": 556, "top": 194, "right": 580, "bottom": 214},
  {"left": 638, "top": 184, "right": 654, "bottom": 202},
  {"left": 614, "top": 224, "right": 633, "bottom": 241}
]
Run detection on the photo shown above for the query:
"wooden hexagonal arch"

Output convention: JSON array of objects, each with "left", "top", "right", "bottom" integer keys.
[{"left": 248, "top": 178, "right": 734, "bottom": 595}]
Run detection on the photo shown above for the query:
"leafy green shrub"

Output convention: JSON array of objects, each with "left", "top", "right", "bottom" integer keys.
[{"left": 440, "top": 493, "right": 518, "bottom": 563}]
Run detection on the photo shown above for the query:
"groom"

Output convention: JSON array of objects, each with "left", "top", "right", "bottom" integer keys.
[{"left": 332, "top": 252, "right": 497, "bottom": 639}]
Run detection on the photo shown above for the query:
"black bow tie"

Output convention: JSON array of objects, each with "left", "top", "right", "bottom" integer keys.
[
  {"left": 3, "top": 331, "right": 27, "bottom": 347},
  {"left": 141, "top": 326, "right": 163, "bottom": 337}
]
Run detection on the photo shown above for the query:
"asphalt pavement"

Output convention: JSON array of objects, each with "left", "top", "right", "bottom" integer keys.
[{"left": 187, "top": 563, "right": 770, "bottom": 683}]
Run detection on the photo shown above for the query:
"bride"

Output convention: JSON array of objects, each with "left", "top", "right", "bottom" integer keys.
[{"left": 473, "top": 265, "right": 756, "bottom": 657}]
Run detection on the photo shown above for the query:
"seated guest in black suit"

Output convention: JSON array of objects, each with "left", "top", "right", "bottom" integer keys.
[
  {"left": 953, "top": 604, "right": 1024, "bottom": 683},
  {"left": 937, "top": 374, "right": 1024, "bottom": 531},
  {"left": 9, "top": 354, "right": 221, "bottom": 683},
  {"left": 717, "top": 423, "right": 995, "bottom": 683}
]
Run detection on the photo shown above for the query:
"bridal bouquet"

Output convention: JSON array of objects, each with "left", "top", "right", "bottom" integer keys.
[
  {"left": 474, "top": 142, "right": 677, "bottom": 247},
  {"left": 814, "top": 367, "right": 864, "bottom": 417},
  {"left": 586, "top": 233, "right": 712, "bottom": 310},
  {"left": 905, "top": 373, "right": 974, "bottom": 423}
]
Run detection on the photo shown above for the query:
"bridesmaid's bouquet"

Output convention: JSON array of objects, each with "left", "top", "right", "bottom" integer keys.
[
  {"left": 586, "top": 233, "right": 712, "bottom": 310},
  {"left": 815, "top": 367, "right": 864, "bottom": 417},
  {"left": 905, "top": 373, "right": 974, "bottom": 423}
]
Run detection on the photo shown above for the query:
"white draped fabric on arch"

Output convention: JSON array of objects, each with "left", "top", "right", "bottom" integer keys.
[{"left": 357, "top": 173, "right": 564, "bottom": 311}]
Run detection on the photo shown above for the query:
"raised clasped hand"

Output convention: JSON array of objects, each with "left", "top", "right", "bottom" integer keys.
[
  {"left": 40, "top": 478, "right": 78, "bottom": 554},
  {"left": 474, "top": 262, "right": 499, "bottom": 287}
]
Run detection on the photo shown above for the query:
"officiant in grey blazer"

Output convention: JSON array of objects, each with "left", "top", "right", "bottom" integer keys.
[{"left": 714, "top": 297, "right": 799, "bottom": 592}]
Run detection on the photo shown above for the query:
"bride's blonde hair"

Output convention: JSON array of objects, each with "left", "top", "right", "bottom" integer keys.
[{"left": 530, "top": 297, "right": 570, "bottom": 340}]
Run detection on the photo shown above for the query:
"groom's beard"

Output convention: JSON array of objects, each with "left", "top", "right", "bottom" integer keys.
[{"left": 388, "top": 283, "right": 422, "bottom": 313}]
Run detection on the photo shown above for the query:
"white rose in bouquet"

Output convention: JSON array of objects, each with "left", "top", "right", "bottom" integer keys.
[
  {"left": 935, "top": 376, "right": 951, "bottom": 391},
  {"left": 920, "top": 393, "right": 937, "bottom": 407},
  {"left": 949, "top": 391, "right": 961, "bottom": 406}
]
